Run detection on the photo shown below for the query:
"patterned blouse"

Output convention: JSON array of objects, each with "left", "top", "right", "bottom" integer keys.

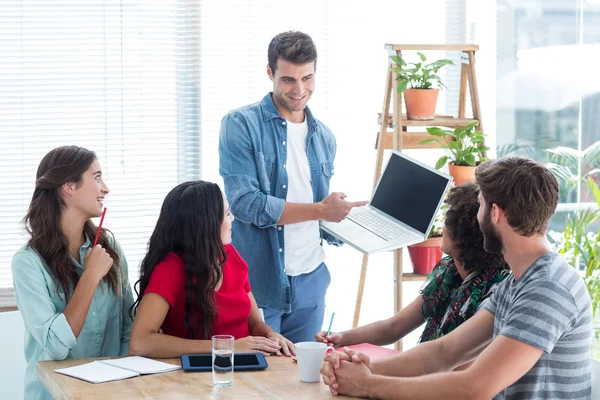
[{"left": 419, "top": 256, "right": 509, "bottom": 343}]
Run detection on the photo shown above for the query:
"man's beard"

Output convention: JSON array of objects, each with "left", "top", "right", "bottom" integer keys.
[{"left": 480, "top": 207, "right": 503, "bottom": 254}]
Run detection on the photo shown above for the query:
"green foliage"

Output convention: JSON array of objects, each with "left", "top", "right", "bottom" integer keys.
[
  {"left": 549, "top": 177, "right": 600, "bottom": 317},
  {"left": 390, "top": 53, "right": 455, "bottom": 94},
  {"left": 428, "top": 203, "right": 448, "bottom": 238},
  {"left": 418, "top": 122, "right": 489, "bottom": 168},
  {"left": 546, "top": 141, "right": 600, "bottom": 203},
  {"left": 496, "top": 136, "right": 558, "bottom": 159}
]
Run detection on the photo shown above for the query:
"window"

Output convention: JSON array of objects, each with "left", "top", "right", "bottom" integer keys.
[
  {"left": 0, "top": 0, "right": 200, "bottom": 306},
  {"left": 495, "top": 0, "right": 600, "bottom": 214}
]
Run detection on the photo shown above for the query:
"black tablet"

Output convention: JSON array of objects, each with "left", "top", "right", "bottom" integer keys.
[{"left": 180, "top": 353, "right": 269, "bottom": 372}]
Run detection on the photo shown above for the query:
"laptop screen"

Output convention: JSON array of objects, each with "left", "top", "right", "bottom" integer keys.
[{"left": 370, "top": 152, "right": 450, "bottom": 235}]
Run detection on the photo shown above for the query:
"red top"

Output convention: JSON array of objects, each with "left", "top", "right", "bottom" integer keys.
[{"left": 144, "top": 244, "right": 252, "bottom": 340}]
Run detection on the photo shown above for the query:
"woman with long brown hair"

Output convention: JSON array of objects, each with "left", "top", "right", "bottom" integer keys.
[
  {"left": 129, "top": 180, "right": 295, "bottom": 358},
  {"left": 12, "top": 146, "right": 134, "bottom": 400}
]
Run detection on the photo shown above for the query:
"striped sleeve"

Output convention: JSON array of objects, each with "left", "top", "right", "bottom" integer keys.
[
  {"left": 498, "top": 280, "right": 576, "bottom": 353},
  {"left": 482, "top": 277, "right": 507, "bottom": 316}
]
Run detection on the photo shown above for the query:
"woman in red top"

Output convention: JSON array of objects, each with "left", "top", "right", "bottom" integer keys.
[{"left": 129, "top": 181, "right": 295, "bottom": 358}]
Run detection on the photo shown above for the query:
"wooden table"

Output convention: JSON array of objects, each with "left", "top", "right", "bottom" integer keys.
[{"left": 37, "top": 356, "right": 352, "bottom": 399}]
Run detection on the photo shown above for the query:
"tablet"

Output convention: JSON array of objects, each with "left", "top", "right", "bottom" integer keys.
[{"left": 180, "top": 353, "right": 268, "bottom": 372}]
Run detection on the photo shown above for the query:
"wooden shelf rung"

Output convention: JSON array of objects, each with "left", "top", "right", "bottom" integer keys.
[
  {"left": 385, "top": 44, "right": 479, "bottom": 52},
  {"left": 377, "top": 113, "right": 455, "bottom": 129},
  {"left": 402, "top": 117, "right": 479, "bottom": 128},
  {"left": 377, "top": 131, "right": 455, "bottom": 150},
  {"left": 402, "top": 273, "right": 428, "bottom": 282}
]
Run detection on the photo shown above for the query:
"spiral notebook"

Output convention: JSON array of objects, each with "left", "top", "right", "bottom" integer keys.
[{"left": 54, "top": 356, "right": 181, "bottom": 384}]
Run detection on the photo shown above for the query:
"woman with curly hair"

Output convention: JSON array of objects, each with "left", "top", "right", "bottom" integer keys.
[{"left": 315, "top": 183, "right": 509, "bottom": 346}]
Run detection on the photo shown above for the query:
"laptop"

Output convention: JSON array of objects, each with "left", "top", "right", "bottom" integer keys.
[{"left": 320, "top": 150, "right": 451, "bottom": 255}]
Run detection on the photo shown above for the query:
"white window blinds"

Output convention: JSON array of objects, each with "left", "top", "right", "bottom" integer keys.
[{"left": 0, "top": 0, "right": 200, "bottom": 306}]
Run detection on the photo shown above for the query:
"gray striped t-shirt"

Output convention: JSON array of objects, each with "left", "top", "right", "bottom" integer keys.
[{"left": 483, "top": 252, "right": 592, "bottom": 400}]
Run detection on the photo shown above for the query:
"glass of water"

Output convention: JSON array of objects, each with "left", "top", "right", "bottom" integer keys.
[{"left": 212, "top": 335, "right": 234, "bottom": 387}]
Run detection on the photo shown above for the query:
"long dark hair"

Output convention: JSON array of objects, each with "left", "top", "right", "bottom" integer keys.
[
  {"left": 131, "top": 181, "right": 227, "bottom": 339},
  {"left": 444, "top": 183, "right": 508, "bottom": 272},
  {"left": 23, "top": 146, "right": 123, "bottom": 301}
]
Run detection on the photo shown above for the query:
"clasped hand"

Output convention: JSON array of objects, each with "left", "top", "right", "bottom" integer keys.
[{"left": 320, "top": 347, "right": 372, "bottom": 397}]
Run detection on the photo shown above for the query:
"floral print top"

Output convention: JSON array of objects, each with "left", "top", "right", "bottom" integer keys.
[{"left": 419, "top": 256, "right": 509, "bottom": 343}]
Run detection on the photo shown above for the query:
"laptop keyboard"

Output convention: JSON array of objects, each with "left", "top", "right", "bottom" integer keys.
[{"left": 347, "top": 207, "right": 410, "bottom": 241}]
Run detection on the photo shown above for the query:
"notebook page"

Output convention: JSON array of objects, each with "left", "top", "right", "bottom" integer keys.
[
  {"left": 54, "top": 360, "right": 139, "bottom": 384},
  {"left": 100, "top": 356, "right": 181, "bottom": 375}
]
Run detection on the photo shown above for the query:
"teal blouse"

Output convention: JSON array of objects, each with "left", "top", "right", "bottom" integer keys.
[{"left": 11, "top": 235, "right": 134, "bottom": 400}]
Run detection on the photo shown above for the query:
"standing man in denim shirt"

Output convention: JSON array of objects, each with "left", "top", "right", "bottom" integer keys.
[{"left": 219, "top": 31, "right": 367, "bottom": 343}]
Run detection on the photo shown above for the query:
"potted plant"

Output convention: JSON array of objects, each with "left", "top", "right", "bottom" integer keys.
[
  {"left": 548, "top": 177, "right": 600, "bottom": 359},
  {"left": 419, "top": 121, "right": 489, "bottom": 185},
  {"left": 408, "top": 204, "right": 446, "bottom": 275},
  {"left": 390, "top": 52, "right": 454, "bottom": 120}
]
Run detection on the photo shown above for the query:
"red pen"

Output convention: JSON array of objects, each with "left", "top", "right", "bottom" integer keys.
[{"left": 93, "top": 207, "right": 107, "bottom": 247}]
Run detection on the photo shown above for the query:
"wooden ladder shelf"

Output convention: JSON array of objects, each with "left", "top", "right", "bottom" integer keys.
[{"left": 353, "top": 43, "right": 483, "bottom": 351}]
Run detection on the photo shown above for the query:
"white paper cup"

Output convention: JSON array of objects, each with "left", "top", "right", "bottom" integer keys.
[{"left": 295, "top": 342, "right": 328, "bottom": 383}]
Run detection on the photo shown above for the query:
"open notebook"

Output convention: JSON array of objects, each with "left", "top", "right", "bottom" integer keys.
[{"left": 54, "top": 356, "right": 181, "bottom": 384}]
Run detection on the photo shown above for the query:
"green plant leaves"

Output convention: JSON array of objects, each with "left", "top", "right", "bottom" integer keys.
[
  {"left": 435, "top": 156, "right": 448, "bottom": 170},
  {"left": 589, "top": 176, "right": 600, "bottom": 208},
  {"left": 464, "top": 154, "right": 476, "bottom": 166},
  {"left": 449, "top": 140, "right": 462, "bottom": 151},
  {"left": 426, "top": 127, "right": 447, "bottom": 137},
  {"left": 390, "top": 55, "right": 406, "bottom": 66},
  {"left": 389, "top": 53, "right": 454, "bottom": 94},
  {"left": 550, "top": 177, "right": 600, "bottom": 318},
  {"left": 584, "top": 141, "right": 600, "bottom": 167},
  {"left": 418, "top": 138, "right": 440, "bottom": 145},
  {"left": 547, "top": 146, "right": 580, "bottom": 167},
  {"left": 428, "top": 59, "right": 455, "bottom": 73},
  {"left": 421, "top": 121, "right": 487, "bottom": 168},
  {"left": 396, "top": 78, "right": 409, "bottom": 94},
  {"left": 545, "top": 141, "right": 600, "bottom": 204}
]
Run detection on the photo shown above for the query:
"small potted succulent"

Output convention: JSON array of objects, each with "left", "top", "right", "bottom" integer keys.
[
  {"left": 419, "top": 121, "right": 489, "bottom": 185},
  {"left": 390, "top": 52, "right": 454, "bottom": 120}
]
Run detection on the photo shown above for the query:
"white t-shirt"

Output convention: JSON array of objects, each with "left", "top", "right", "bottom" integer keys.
[{"left": 283, "top": 118, "right": 326, "bottom": 276}]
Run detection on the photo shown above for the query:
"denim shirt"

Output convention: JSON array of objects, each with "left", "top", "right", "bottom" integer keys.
[
  {"left": 219, "top": 93, "right": 341, "bottom": 313},
  {"left": 12, "top": 235, "right": 134, "bottom": 400}
]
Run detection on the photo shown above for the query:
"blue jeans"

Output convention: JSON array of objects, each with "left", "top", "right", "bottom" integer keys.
[{"left": 262, "top": 263, "right": 331, "bottom": 344}]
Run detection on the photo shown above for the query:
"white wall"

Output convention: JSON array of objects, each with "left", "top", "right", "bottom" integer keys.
[{"left": 0, "top": 311, "right": 25, "bottom": 400}]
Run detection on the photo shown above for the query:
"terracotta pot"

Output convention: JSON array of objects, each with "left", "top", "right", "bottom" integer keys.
[
  {"left": 448, "top": 163, "right": 476, "bottom": 185},
  {"left": 404, "top": 88, "right": 439, "bottom": 120},
  {"left": 408, "top": 236, "right": 443, "bottom": 275}
]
